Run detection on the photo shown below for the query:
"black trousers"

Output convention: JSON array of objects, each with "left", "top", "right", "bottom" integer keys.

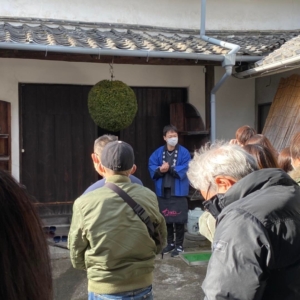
[{"left": 167, "top": 223, "right": 185, "bottom": 246}]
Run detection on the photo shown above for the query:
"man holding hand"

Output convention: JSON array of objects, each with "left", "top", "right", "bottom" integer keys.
[{"left": 149, "top": 125, "right": 191, "bottom": 257}]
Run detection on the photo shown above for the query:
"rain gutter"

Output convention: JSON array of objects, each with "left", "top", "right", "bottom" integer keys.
[
  {"left": 200, "top": 0, "right": 245, "bottom": 142},
  {"left": 233, "top": 55, "right": 300, "bottom": 79},
  {"left": 0, "top": 42, "right": 261, "bottom": 62}
]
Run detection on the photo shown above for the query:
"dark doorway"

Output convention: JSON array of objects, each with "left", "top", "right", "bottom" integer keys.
[
  {"left": 258, "top": 103, "right": 271, "bottom": 133},
  {"left": 20, "top": 84, "right": 187, "bottom": 215},
  {"left": 20, "top": 84, "right": 98, "bottom": 215}
]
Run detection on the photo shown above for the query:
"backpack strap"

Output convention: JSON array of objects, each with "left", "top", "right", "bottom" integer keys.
[{"left": 105, "top": 182, "right": 155, "bottom": 237}]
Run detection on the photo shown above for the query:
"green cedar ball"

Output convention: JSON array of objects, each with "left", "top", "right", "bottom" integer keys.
[{"left": 88, "top": 80, "right": 138, "bottom": 132}]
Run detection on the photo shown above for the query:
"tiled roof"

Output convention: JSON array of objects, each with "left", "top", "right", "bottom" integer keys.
[
  {"left": 255, "top": 35, "right": 300, "bottom": 67},
  {"left": 0, "top": 18, "right": 299, "bottom": 58},
  {"left": 233, "top": 33, "right": 300, "bottom": 78}
]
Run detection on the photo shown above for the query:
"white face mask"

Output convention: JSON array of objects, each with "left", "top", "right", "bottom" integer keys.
[{"left": 166, "top": 137, "right": 178, "bottom": 147}]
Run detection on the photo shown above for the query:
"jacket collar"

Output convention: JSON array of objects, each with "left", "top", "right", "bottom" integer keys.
[
  {"left": 205, "top": 168, "right": 297, "bottom": 219},
  {"left": 105, "top": 175, "right": 131, "bottom": 184},
  {"left": 163, "top": 143, "right": 179, "bottom": 152}
]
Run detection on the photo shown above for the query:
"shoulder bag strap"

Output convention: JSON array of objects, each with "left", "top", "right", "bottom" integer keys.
[{"left": 105, "top": 182, "right": 155, "bottom": 237}]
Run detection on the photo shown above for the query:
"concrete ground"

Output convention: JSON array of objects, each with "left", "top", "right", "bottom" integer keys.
[{"left": 49, "top": 225, "right": 210, "bottom": 300}]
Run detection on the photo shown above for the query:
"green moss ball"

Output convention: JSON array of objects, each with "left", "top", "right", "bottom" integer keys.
[{"left": 88, "top": 80, "right": 138, "bottom": 132}]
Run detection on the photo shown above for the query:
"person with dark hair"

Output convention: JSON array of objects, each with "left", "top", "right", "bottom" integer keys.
[
  {"left": 289, "top": 132, "right": 300, "bottom": 185},
  {"left": 83, "top": 134, "right": 143, "bottom": 195},
  {"left": 234, "top": 125, "right": 256, "bottom": 146},
  {"left": 69, "top": 141, "right": 166, "bottom": 300},
  {"left": 243, "top": 144, "right": 279, "bottom": 169},
  {"left": 188, "top": 141, "right": 300, "bottom": 300},
  {"left": 245, "top": 134, "right": 278, "bottom": 159},
  {"left": 0, "top": 169, "right": 52, "bottom": 300},
  {"left": 278, "top": 147, "right": 293, "bottom": 173},
  {"left": 148, "top": 125, "right": 191, "bottom": 257}
]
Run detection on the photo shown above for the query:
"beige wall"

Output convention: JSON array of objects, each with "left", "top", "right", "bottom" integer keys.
[
  {"left": 214, "top": 67, "right": 255, "bottom": 140},
  {"left": 1, "top": 0, "right": 299, "bottom": 30},
  {"left": 0, "top": 58, "right": 205, "bottom": 180}
]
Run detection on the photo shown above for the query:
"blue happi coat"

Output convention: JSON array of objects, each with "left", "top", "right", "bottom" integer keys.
[{"left": 148, "top": 144, "right": 191, "bottom": 197}]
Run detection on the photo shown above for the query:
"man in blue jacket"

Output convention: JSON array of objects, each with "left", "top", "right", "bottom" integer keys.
[{"left": 149, "top": 125, "right": 191, "bottom": 257}]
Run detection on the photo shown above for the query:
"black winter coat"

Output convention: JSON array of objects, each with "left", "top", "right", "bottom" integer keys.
[{"left": 203, "top": 168, "right": 300, "bottom": 300}]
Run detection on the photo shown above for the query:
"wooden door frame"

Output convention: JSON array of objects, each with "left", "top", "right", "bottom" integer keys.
[
  {"left": 205, "top": 66, "right": 214, "bottom": 132},
  {"left": 0, "top": 100, "right": 11, "bottom": 172},
  {"left": 18, "top": 83, "right": 24, "bottom": 181}
]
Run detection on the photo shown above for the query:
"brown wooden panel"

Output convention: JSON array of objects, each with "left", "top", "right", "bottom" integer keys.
[
  {"left": 0, "top": 161, "right": 9, "bottom": 170},
  {"left": 170, "top": 102, "right": 209, "bottom": 153},
  {"left": 0, "top": 100, "right": 11, "bottom": 172},
  {"left": 21, "top": 85, "right": 38, "bottom": 194},
  {"left": 205, "top": 66, "right": 214, "bottom": 132},
  {"left": 170, "top": 103, "right": 185, "bottom": 131},
  {"left": 20, "top": 84, "right": 97, "bottom": 215},
  {"left": 0, "top": 137, "right": 8, "bottom": 156},
  {"left": 0, "top": 101, "right": 10, "bottom": 133}
]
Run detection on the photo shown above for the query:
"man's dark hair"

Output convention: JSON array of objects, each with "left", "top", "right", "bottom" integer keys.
[{"left": 163, "top": 125, "right": 178, "bottom": 136}]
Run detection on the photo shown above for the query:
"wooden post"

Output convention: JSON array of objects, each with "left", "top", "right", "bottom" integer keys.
[{"left": 205, "top": 66, "right": 214, "bottom": 133}]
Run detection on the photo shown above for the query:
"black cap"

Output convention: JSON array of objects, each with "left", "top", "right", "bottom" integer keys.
[{"left": 101, "top": 141, "right": 134, "bottom": 171}]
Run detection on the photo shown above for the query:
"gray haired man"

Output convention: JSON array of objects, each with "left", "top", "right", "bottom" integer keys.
[{"left": 188, "top": 141, "right": 300, "bottom": 300}]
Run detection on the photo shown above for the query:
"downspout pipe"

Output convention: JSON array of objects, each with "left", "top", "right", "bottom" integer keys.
[
  {"left": 200, "top": 1, "right": 240, "bottom": 56},
  {"left": 200, "top": 0, "right": 242, "bottom": 142}
]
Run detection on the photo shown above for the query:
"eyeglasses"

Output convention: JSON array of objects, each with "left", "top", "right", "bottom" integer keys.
[
  {"left": 43, "top": 226, "right": 56, "bottom": 235},
  {"left": 53, "top": 235, "right": 68, "bottom": 243}
]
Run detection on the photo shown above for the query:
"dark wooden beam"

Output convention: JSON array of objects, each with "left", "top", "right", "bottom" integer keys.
[
  {"left": 0, "top": 49, "right": 221, "bottom": 66},
  {"left": 205, "top": 65, "right": 215, "bottom": 132}
]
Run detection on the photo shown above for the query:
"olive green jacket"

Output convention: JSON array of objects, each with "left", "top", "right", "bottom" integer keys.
[{"left": 68, "top": 175, "right": 167, "bottom": 294}]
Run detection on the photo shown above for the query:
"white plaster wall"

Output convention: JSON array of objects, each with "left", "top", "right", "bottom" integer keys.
[
  {"left": 0, "top": 58, "right": 205, "bottom": 180},
  {"left": 256, "top": 69, "right": 300, "bottom": 105},
  {"left": 215, "top": 67, "right": 255, "bottom": 140},
  {"left": 0, "top": 0, "right": 299, "bottom": 30}
]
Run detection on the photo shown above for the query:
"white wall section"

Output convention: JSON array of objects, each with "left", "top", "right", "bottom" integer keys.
[
  {"left": 0, "top": 0, "right": 299, "bottom": 30},
  {"left": 214, "top": 67, "right": 255, "bottom": 140}
]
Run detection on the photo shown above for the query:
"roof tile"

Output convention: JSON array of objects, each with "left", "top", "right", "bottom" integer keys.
[{"left": 0, "top": 18, "right": 299, "bottom": 63}]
